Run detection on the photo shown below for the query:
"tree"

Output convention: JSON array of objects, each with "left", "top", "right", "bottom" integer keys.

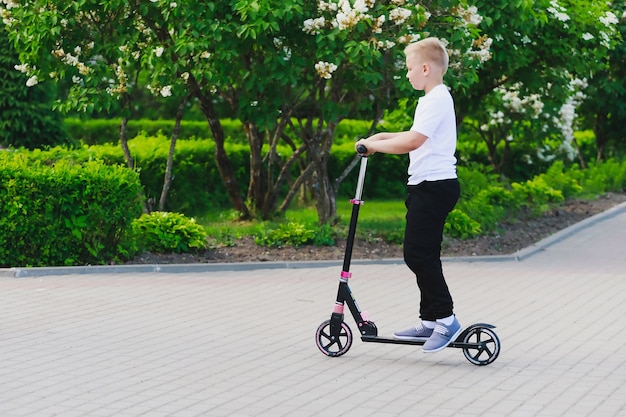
[
  {"left": 579, "top": 2, "right": 626, "bottom": 161},
  {"left": 456, "top": 0, "right": 621, "bottom": 176},
  {"left": 3, "top": 0, "right": 490, "bottom": 224},
  {"left": 0, "top": 25, "right": 68, "bottom": 149}
]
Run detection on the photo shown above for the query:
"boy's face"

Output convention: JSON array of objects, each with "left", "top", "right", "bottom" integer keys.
[{"left": 405, "top": 53, "right": 428, "bottom": 91}]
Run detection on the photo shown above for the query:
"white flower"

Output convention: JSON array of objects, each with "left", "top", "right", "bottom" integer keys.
[
  {"left": 62, "top": 54, "right": 79, "bottom": 66},
  {"left": 317, "top": 1, "right": 337, "bottom": 12},
  {"left": 77, "top": 63, "right": 91, "bottom": 75},
  {"left": 372, "top": 15, "right": 385, "bottom": 33},
  {"left": 2, "top": 12, "right": 16, "bottom": 27},
  {"left": 582, "top": 33, "right": 594, "bottom": 41},
  {"left": 154, "top": 46, "right": 164, "bottom": 57},
  {"left": 599, "top": 12, "right": 618, "bottom": 26},
  {"left": 315, "top": 61, "right": 338, "bottom": 79},
  {"left": 335, "top": 10, "right": 362, "bottom": 30},
  {"left": 14, "top": 63, "right": 29, "bottom": 73},
  {"left": 466, "top": 36, "right": 493, "bottom": 64},
  {"left": 181, "top": 72, "right": 190, "bottom": 81},
  {"left": 26, "top": 75, "right": 39, "bottom": 87},
  {"left": 72, "top": 75, "right": 81, "bottom": 84},
  {"left": 377, "top": 40, "right": 395, "bottom": 50},
  {"left": 457, "top": 6, "right": 483, "bottom": 26},
  {"left": 547, "top": 1, "right": 570, "bottom": 22},
  {"left": 303, "top": 17, "right": 326, "bottom": 34},
  {"left": 160, "top": 85, "right": 172, "bottom": 97},
  {"left": 398, "top": 34, "right": 421, "bottom": 44},
  {"left": 389, "top": 7, "right": 411, "bottom": 25},
  {"left": 199, "top": 51, "right": 211, "bottom": 59},
  {"left": 353, "top": 0, "right": 369, "bottom": 13},
  {"left": 2, "top": 0, "right": 18, "bottom": 9}
]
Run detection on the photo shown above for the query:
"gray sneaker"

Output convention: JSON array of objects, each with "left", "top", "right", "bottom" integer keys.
[
  {"left": 393, "top": 323, "right": 433, "bottom": 341},
  {"left": 422, "top": 317, "right": 462, "bottom": 353}
]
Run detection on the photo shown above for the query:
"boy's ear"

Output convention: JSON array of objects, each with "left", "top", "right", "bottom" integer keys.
[{"left": 422, "top": 63, "right": 430, "bottom": 75}]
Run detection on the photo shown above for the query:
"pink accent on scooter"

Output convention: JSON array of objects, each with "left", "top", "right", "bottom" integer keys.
[{"left": 333, "top": 303, "right": 344, "bottom": 314}]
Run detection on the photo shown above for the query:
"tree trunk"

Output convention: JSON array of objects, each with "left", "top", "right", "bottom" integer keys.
[
  {"left": 243, "top": 121, "right": 266, "bottom": 216},
  {"left": 594, "top": 113, "right": 608, "bottom": 162},
  {"left": 158, "top": 94, "right": 189, "bottom": 211},
  {"left": 571, "top": 135, "right": 587, "bottom": 169},
  {"left": 306, "top": 123, "right": 338, "bottom": 225},
  {"left": 312, "top": 170, "right": 336, "bottom": 225},
  {"left": 119, "top": 116, "right": 134, "bottom": 170},
  {"left": 119, "top": 115, "right": 149, "bottom": 213},
  {"left": 187, "top": 78, "right": 250, "bottom": 218}
]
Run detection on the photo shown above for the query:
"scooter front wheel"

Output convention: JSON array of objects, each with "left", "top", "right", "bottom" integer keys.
[{"left": 316, "top": 319, "right": 352, "bottom": 357}]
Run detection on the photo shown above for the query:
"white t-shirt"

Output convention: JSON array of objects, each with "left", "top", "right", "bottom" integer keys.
[{"left": 407, "top": 84, "right": 457, "bottom": 185}]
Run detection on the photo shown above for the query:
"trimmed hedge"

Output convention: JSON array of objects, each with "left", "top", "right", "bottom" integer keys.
[
  {"left": 26, "top": 135, "right": 407, "bottom": 216},
  {"left": 0, "top": 152, "right": 143, "bottom": 267},
  {"left": 63, "top": 117, "right": 374, "bottom": 146},
  {"left": 63, "top": 118, "right": 245, "bottom": 145}
]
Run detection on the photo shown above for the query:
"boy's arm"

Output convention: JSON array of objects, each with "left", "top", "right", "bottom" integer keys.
[{"left": 356, "top": 130, "right": 427, "bottom": 155}]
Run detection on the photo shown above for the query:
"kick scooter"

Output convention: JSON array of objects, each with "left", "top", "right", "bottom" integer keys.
[{"left": 315, "top": 145, "right": 501, "bottom": 366}]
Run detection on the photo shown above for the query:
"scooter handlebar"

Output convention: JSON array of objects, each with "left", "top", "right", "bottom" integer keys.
[{"left": 356, "top": 144, "right": 368, "bottom": 155}]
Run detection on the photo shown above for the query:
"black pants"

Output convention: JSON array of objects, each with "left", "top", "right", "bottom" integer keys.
[{"left": 403, "top": 179, "right": 460, "bottom": 321}]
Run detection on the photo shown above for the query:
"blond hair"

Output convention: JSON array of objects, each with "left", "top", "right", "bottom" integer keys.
[{"left": 404, "top": 37, "right": 449, "bottom": 74}]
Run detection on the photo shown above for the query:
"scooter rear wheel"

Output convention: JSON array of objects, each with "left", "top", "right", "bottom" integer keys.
[
  {"left": 461, "top": 326, "right": 500, "bottom": 366},
  {"left": 315, "top": 319, "right": 352, "bottom": 357}
]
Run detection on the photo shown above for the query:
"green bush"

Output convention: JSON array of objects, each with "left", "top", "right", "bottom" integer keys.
[
  {"left": 65, "top": 117, "right": 372, "bottom": 146},
  {"left": 131, "top": 211, "right": 208, "bottom": 253},
  {"left": 536, "top": 161, "right": 583, "bottom": 199},
  {"left": 444, "top": 209, "right": 482, "bottom": 239},
  {"left": 574, "top": 159, "right": 626, "bottom": 196},
  {"left": 511, "top": 178, "right": 564, "bottom": 215},
  {"left": 64, "top": 117, "right": 245, "bottom": 145},
  {"left": 453, "top": 166, "right": 516, "bottom": 234},
  {"left": 255, "top": 222, "right": 335, "bottom": 248},
  {"left": 0, "top": 153, "right": 143, "bottom": 267}
]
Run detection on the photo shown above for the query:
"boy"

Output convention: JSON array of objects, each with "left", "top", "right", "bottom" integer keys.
[{"left": 355, "top": 37, "right": 461, "bottom": 353}]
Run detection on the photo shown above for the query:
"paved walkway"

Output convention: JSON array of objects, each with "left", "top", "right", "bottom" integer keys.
[{"left": 1, "top": 203, "right": 625, "bottom": 417}]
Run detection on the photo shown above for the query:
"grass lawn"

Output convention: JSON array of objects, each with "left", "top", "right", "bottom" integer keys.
[{"left": 197, "top": 199, "right": 406, "bottom": 246}]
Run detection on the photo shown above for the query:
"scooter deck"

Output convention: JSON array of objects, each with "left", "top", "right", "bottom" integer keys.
[{"left": 361, "top": 335, "right": 475, "bottom": 350}]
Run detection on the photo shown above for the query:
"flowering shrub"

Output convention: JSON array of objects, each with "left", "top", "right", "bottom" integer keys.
[{"left": 460, "top": 0, "right": 621, "bottom": 176}]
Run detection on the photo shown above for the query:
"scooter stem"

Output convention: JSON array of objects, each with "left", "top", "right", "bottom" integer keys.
[
  {"left": 354, "top": 155, "right": 368, "bottom": 201},
  {"left": 342, "top": 155, "right": 368, "bottom": 272}
]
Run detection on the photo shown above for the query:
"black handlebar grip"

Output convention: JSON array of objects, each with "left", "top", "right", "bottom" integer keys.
[{"left": 356, "top": 144, "right": 368, "bottom": 155}]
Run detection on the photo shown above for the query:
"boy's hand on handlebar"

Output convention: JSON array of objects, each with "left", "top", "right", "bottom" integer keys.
[{"left": 355, "top": 140, "right": 374, "bottom": 156}]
